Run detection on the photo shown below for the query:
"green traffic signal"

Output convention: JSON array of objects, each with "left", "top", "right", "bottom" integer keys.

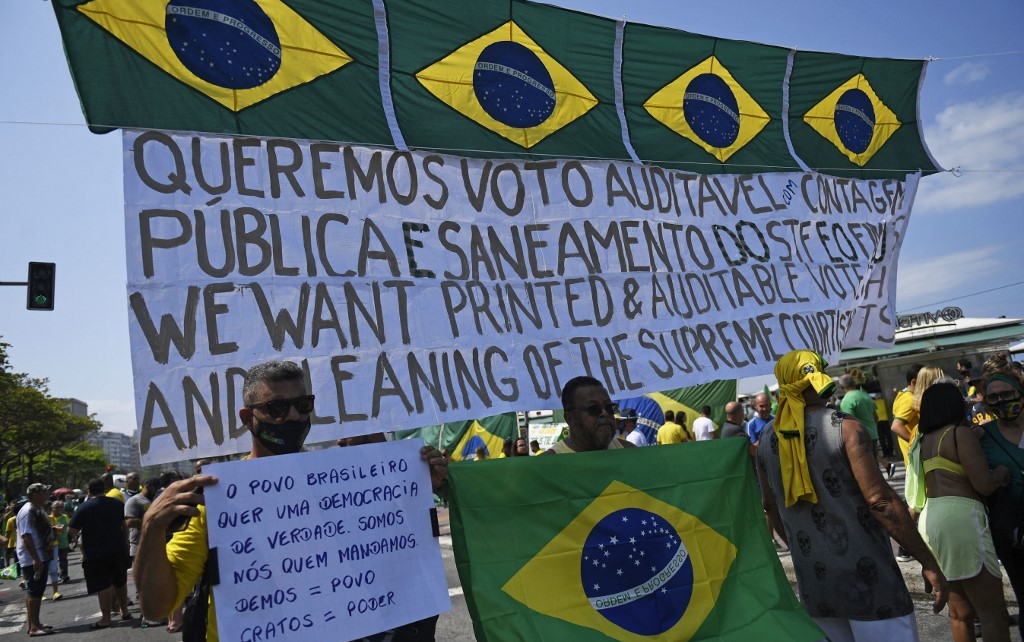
[{"left": 26, "top": 262, "right": 55, "bottom": 311}]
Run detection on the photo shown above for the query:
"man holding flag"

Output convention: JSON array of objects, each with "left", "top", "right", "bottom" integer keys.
[
  {"left": 542, "top": 376, "right": 635, "bottom": 454},
  {"left": 757, "top": 350, "right": 947, "bottom": 642}
]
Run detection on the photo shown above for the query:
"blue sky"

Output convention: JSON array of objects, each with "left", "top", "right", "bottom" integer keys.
[{"left": 1, "top": 0, "right": 1022, "bottom": 433}]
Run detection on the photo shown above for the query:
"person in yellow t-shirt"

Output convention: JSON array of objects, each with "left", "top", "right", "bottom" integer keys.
[
  {"left": 102, "top": 473, "right": 125, "bottom": 502},
  {"left": 50, "top": 501, "right": 71, "bottom": 584},
  {"left": 656, "top": 410, "right": 689, "bottom": 444},
  {"left": 3, "top": 506, "right": 17, "bottom": 568},
  {"left": 891, "top": 365, "right": 924, "bottom": 469},
  {"left": 891, "top": 364, "right": 946, "bottom": 563},
  {"left": 134, "top": 360, "right": 451, "bottom": 642}
]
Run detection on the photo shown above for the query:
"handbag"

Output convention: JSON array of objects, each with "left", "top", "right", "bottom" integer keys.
[{"left": 181, "top": 548, "right": 218, "bottom": 642}]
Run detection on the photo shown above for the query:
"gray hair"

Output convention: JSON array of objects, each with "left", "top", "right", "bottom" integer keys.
[
  {"left": 837, "top": 374, "right": 856, "bottom": 390},
  {"left": 243, "top": 361, "right": 305, "bottom": 405}
]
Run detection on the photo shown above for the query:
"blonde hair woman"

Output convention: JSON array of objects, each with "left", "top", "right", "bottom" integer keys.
[
  {"left": 913, "top": 366, "right": 946, "bottom": 413},
  {"left": 892, "top": 364, "right": 945, "bottom": 562}
]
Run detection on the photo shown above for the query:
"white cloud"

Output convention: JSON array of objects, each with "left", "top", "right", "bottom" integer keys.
[
  {"left": 86, "top": 399, "right": 138, "bottom": 436},
  {"left": 914, "top": 92, "right": 1024, "bottom": 212},
  {"left": 895, "top": 245, "right": 1002, "bottom": 308},
  {"left": 943, "top": 61, "right": 990, "bottom": 86}
]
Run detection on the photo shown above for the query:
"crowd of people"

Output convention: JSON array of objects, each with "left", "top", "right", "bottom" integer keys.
[
  {"left": 4, "top": 350, "right": 1024, "bottom": 641},
  {"left": 1, "top": 469, "right": 200, "bottom": 636}
]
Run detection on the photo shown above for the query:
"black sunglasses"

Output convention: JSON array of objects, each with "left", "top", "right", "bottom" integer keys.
[
  {"left": 248, "top": 395, "right": 315, "bottom": 419},
  {"left": 571, "top": 402, "right": 619, "bottom": 418},
  {"left": 984, "top": 390, "right": 1022, "bottom": 405}
]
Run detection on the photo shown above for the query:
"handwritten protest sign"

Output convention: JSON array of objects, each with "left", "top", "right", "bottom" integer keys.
[
  {"left": 204, "top": 439, "right": 449, "bottom": 642},
  {"left": 124, "top": 130, "right": 918, "bottom": 463}
]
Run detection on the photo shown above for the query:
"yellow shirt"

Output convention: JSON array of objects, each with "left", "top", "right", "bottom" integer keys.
[
  {"left": 5, "top": 516, "right": 16, "bottom": 548},
  {"left": 106, "top": 488, "right": 125, "bottom": 503},
  {"left": 656, "top": 421, "right": 687, "bottom": 445},
  {"left": 874, "top": 398, "right": 888, "bottom": 422},
  {"left": 892, "top": 389, "right": 919, "bottom": 467},
  {"left": 166, "top": 505, "right": 217, "bottom": 642}
]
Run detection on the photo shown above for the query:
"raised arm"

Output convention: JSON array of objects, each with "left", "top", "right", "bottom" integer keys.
[{"left": 134, "top": 475, "right": 217, "bottom": 621}]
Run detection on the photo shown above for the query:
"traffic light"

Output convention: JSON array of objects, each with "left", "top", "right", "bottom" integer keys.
[{"left": 26, "top": 262, "right": 55, "bottom": 311}]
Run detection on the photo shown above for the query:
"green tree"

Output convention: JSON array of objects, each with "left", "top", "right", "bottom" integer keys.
[
  {"left": 38, "top": 441, "right": 109, "bottom": 490},
  {"left": 0, "top": 338, "right": 103, "bottom": 494}
]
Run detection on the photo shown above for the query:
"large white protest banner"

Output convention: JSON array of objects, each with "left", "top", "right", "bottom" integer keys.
[
  {"left": 124, "top": 130, "right": 918, "bottom": 464},
  {"left": 205, "top": 439, "right": 449, "bottom": 642}
]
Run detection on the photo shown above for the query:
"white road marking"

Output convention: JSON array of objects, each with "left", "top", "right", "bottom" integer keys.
[
  {"left": 0, "top": 600, "right": 26, "bottom": 635},
  {"left": 448, "top": 586, "right": 464, "bottom": 597}
]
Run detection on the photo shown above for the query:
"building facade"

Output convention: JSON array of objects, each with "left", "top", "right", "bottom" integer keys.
[{"left": 86, "top": 430, "right": 140, "bottom": 472}]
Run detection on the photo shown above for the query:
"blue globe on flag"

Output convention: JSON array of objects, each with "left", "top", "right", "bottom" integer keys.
[
  {"left": 581, "top": 507, "right": 694, "bottom": 635},
  {"left": 834, "top": 88, "right": 875, "bottom": 154},
  {"left": 165, "top": 0, "right": 282, "bottom": 90},
  {"left": 473, "top": 41, "right": 556, "bottom": 128},
  {"left": 683, "top": 73, "right": 741, "bottom": 148}
]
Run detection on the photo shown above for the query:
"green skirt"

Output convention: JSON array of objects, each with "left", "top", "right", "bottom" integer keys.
[{"left": 919, "top": 495, "right": 999, "bottom": 581}]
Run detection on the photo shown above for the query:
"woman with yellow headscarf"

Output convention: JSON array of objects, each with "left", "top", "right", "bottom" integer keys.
[
  {"left": 772, "top": 350, "right": 836, "bottom": 506},
  {"left": 756, "top": 349, "right": 949, "bottom": 639}
]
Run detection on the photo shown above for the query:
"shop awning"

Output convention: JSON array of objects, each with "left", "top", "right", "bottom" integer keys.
[{"left": 840, "top": 322, "right": 1024, "bottom": 365}]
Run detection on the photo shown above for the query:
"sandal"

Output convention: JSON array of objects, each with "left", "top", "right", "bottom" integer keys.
[{"left": 28, "top": 631, "right": 54, "bottom": 637}]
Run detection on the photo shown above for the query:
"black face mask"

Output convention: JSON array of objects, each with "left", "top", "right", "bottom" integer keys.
[{"left": 251, "top": 417, "right": 311, "bottom": 455}]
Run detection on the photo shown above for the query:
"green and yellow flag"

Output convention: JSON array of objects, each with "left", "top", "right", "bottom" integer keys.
[
  {"left": 388, "top": 0, "right": 629, "bottom": 160},
  {"left": 52, "top": 0, "right": 391, "bottom": 141},
  {"left": 448, "top": 439, "right": 823, "bottom": 641},
  {"left": 788, "top": 52, "right": 939, "bottom": 177},
  {"left": 622, "top": 24, "right": 793, "bottom": 173},
  {"left": 395, "top": 412, "right": 519, "bottom": 461}
]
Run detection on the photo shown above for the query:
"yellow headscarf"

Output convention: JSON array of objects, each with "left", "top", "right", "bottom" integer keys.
[{"left": 773, "top": 350, "right": 837, "bottom": 507}]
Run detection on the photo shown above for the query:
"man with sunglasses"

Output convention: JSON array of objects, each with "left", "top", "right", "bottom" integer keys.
[
  {"left": 542, "top": 376, "right": 635, "bottom": 454},
  {"left": 135, "top": 360, "right": 449, "bottom": 642}
]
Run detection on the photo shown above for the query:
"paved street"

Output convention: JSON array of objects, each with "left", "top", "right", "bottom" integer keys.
[{"left": 0, "top": 467, "right": 1019, "bottom": 640}]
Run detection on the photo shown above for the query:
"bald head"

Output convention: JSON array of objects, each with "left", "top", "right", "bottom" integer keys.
[
  {"left": 724, "top": 401, "right": 744, "bottom": 424},
  {"left": 753, "top": 393, "right": 772, "bottom": 420}
]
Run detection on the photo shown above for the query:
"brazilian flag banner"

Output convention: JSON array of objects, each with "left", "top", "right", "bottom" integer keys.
[
  {"left": 788, "top": 52, "right": 939, "bottom": 178},
  {"left": 388, "top": 0, "right": 629, "bottom": 160},
  {"left": 448, "top": 439, "right": 823, "bottom": 641},
  {"left": 396, "top": 412, "right": 519, "bottom": 461},
  {"left": 52, "top": 0, "right": 392, "bottom": 143},
  {"left": 53, "top": 0, "right": 935, "bottom": 178},
  {"left": 621, "top": 23, "right": 793, "bottom": 174}
]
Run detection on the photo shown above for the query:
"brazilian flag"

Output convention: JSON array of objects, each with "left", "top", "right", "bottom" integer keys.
[
  {"left": 448, "top": 439, "right": 823, "bottom": 641},
  {"left": 622, "top": 23, "right": 795, "bottom": 173},
  {"left": 788, "top": 52, "right": 940, "bottom": 178},
  {"left": 388, "top": 0, "right": 629, "bottom": 159},
  {"left": 395, "top": 412, "right": 519, "bottom": 461},
  {"left": 52, "top": 0, "right": 391, "bottom": 142}
]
